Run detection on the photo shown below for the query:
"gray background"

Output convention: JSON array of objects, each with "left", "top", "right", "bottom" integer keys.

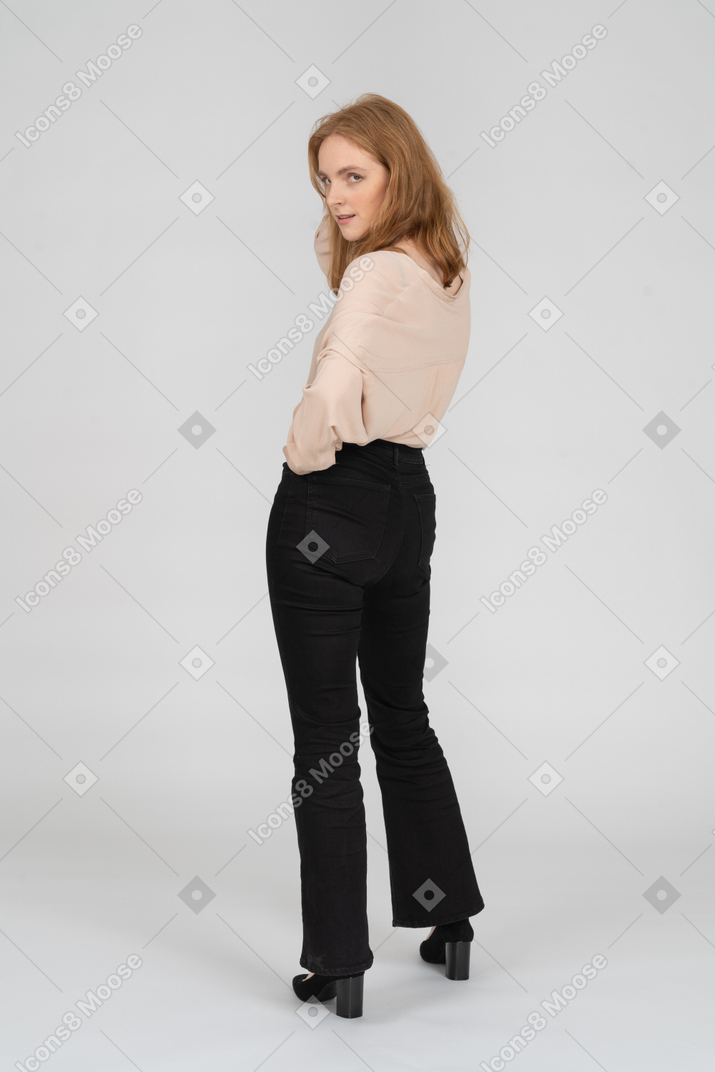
[{"left": 1, "top": 1, "right": 713, "bottom": 1069}]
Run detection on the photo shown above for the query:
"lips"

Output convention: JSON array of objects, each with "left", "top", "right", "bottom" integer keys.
[{"left": 337, "top": 214, "right": 355, "bottom": 219}]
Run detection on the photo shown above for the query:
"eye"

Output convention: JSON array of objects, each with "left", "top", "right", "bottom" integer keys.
[{"left": 319, "top": 173, "right": 363, "bottom": 184}]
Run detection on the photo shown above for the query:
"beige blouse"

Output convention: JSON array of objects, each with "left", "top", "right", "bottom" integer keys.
[{"left": 283, "top": 216, "right": 471, "bottom": 474}]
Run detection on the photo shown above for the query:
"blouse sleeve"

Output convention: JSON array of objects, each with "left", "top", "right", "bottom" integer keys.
[
  {"left": 283, "top": 352, "right": 366, "bottom": 475},
  {"left": 282, "top": 248, "right": 402, "bottom": 474}
]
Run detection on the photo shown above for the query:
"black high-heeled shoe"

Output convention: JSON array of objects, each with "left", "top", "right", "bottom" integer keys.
[
  {"left": 419, "top": 918, "right": 474, "bottom": 980},
  {"left": 292, "top": 971, "right": 364, "bottom": 1017}
]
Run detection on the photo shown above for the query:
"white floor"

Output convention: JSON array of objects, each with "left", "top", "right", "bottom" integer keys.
[{"left": 3, "top": 834, "right": 713, "bottom": 1071}]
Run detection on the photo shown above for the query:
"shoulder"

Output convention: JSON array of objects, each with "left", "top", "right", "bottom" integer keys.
[
  {"left": 314, "top": 217, "right": 418, "bottom": 296},
  {"left": 343, "top": 247, "right": 419, "bottom": 296},
  {"left": 329, "top": 250, "right": 418, "bottom": 321}
]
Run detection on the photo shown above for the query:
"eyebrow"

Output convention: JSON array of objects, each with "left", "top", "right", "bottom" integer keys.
[{"left": 317, "top": 165, "right": 365, "bottom": 179}]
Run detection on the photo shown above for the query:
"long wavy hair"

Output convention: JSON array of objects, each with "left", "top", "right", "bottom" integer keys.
[{"left": 308, "top": 93, "right": 470, "bottom": 294}]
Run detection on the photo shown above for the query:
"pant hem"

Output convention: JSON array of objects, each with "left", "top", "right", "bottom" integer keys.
[
  {"left": 299, "top": 956, "right": 373, "bottom": 977},
  {"left": 392, "top": 903, "right": 485, "bottom": 928}
]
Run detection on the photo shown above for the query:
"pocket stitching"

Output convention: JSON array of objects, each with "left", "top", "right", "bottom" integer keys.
[
  {"left": 414, "top": 492, "right": 436, "bottom": 579},
  {"left": 275, "top": 479, "right": 296, "bottom": 546}
]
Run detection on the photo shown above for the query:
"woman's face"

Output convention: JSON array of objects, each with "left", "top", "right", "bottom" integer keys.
[{"left": 317, "top": 134, "right": 390, "bottom": 241}]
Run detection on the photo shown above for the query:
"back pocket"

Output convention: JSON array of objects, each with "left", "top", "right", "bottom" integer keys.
[
  {"left": 414, "top": 492, "right": 437, "bottom": 578},
  {"left": 306, "top": 477, "right": 391, "bottom": 563}
]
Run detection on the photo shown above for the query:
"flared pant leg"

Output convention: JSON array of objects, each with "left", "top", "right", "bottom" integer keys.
[
  {"left": 358, "top": 570, "right": 485, "bottom": 928},
  {"left": 266, "top": 542, "right": 374, "bottom": 976}
]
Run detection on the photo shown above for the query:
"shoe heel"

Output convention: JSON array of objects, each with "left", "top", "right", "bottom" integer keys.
[
  {"left": 445, "top": 940, "right": 470, "bottom": 980},
  {"left": 335, "top": 973, "right": 364, "bottom": 1017}
]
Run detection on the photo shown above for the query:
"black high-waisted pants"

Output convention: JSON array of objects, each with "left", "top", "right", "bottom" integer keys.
[{"left": 265, "top": 438, "right": 485, "bottom": 976}]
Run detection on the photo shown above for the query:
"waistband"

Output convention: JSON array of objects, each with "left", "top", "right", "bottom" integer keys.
[{"left": 339, "top": 438, "right": 426, "bottom": 467}]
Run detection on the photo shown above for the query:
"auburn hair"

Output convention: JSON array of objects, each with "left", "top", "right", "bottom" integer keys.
[{"left": 307, "top": 93, "right": 470, "bottom": 294}]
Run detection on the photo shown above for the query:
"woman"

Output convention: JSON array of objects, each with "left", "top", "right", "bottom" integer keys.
[{"left": 265, "top": 93, "right": 485, "bottom": 1018}]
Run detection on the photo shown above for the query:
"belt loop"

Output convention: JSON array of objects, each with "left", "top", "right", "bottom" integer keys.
[{"left": 393, "top": 444, "right": 399, "bottom": 467}]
